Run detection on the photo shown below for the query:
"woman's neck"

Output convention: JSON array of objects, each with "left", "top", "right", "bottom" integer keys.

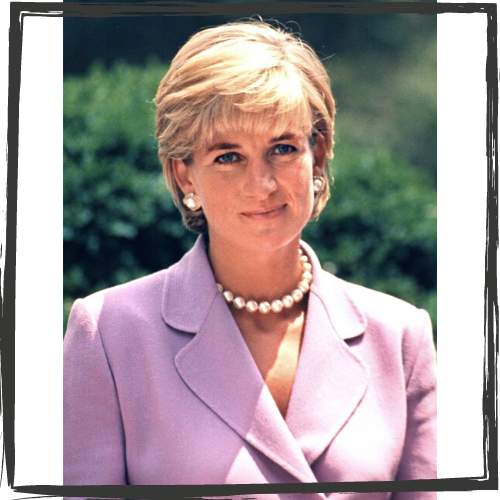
[{"left": 207, "top": 236, "right": 305, "bottom": 304}]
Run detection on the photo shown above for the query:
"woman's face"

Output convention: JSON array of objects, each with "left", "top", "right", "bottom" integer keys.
[{"left": 173, "top": 128, "right": 326, "bottom": 255}]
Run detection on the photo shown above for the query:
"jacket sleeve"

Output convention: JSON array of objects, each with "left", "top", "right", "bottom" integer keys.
[
  {"left": 64, "top": 298, "right": 127, "bottom": 489},
  {"left": 393, "top": 309, "right": 437, "bottom": 499}
]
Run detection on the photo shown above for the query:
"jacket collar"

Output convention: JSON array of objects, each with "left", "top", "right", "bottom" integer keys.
[
  {"left": 162, "top": 236, "right": 367, "bottom": 341},
  {"left": 162, "top": 236, "right": 368, "bottom": 485},
  {"left": 161, "top": 236, "right": 219, "bottom": 333},
  {"left": 301, "top": 239, "right": 367, "bottom": 341}
]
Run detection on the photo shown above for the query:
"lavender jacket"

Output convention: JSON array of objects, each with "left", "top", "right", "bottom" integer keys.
[{"left": 64, "top": 236, "right": 437, "bottom": 499}]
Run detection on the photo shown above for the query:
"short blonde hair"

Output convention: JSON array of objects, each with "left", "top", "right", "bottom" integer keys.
[{"left": 155, "top": 20, "right": 336, "bottom": 233}]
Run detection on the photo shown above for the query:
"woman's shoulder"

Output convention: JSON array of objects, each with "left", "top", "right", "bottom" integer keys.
[
  {"left": 321, "top": 269, "right": 426, "bottom": 319},
  {"left": 77, "top": 268, "right": 170, "bottom": 313},
  {"left": 66, "top": 266, "right": 178, "bottom": 344},
  {"left": 66, "top": 237, "right": 213, "bottom": 340},
  {"left": 316, "top": 269, "right": 433, "bottom": 351},
  {"left": 316, "top": 271, "right": 436, "bottom": 383},
  {"left": 343, "top": 275, "right": 422, "bottom": 317}
]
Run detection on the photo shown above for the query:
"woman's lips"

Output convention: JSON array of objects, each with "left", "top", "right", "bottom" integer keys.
[{"left": 241, "top": 204, "right": 287, "bottom": 220}]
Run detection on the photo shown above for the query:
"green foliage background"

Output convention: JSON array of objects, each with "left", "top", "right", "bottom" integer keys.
[{"left": 63, "top": 58, "right": 436, "bottom": 340}]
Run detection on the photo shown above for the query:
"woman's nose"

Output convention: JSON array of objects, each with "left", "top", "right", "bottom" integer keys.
[{"left": 243, "top": 162, "right": 277, "bottom": 198}]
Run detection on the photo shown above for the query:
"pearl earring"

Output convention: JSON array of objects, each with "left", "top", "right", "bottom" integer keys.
[
  {"left": 313, "top": 176, "right": 326, "bottom": 194},
  {"left": 183, "top": 193, "right": 202, "bottom": 211}
]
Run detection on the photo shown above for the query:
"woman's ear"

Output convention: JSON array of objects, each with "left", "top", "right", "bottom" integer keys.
[
  {"left": 312, "top": 133, "right": 328, "bottom": 176},
  {"left": 171, "top": 159, "right": 195, "bottom": 194}
]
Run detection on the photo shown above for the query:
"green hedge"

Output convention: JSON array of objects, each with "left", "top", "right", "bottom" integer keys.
[{"left": 64, "top": 61, "right": 436, "bottom": 341}]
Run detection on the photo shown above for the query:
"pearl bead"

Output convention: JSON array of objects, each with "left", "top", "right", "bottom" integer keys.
[
  {"left": 233, "top": 297, "right": 246, "bottom": 309},
  {"left": 302, "top": 270, "right": 313, "bottom": 283},
  {"left": 184, "top": 194, "right": 202, "bottom": 211},
  {"left": 246, "top": 300, "right": 258, "bottom": 313},
  {"left": 271, "top": 300, "right": 283, "bottom": 313},
  {"left": 258, "top": 302, "right": 271, "bottom": 314},
  {"left": 314, "top": 177, "right": 324, "bottom": 193},
  {"left": 282, "top": 295, "right": 294, "bottom": 308},
  {"left": 216, "top": 249, "right": 312, "bottom": 314}
]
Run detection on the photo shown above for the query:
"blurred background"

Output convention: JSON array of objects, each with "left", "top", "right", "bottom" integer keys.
[{"left": 63, "top": 0, "right": 437, "bottom": 341}]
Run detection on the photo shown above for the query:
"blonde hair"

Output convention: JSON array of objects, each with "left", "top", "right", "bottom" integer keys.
[{"left": 155, "top": 20, "right": 336, "bottom": 233}]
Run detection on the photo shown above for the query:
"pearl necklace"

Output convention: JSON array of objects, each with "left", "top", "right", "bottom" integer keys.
[{"left": 216, "top": 249, "right": 313, "bottom": 314}]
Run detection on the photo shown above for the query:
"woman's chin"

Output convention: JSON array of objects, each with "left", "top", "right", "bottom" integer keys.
[{"left": 212, "top": 228, "right": 303, "bottom": 256}]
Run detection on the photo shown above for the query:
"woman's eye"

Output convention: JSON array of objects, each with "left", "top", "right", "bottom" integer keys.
[
  {"left": 215, "top": 152, "right": 238, "bottom": 164},
  {"left": 273, "top": 144, "right": 296, "bottom": 155}
]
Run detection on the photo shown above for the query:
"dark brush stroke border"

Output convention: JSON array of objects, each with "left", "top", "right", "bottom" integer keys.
[{"left": 1, "top": 1, "right": 497, "bottom": 498}]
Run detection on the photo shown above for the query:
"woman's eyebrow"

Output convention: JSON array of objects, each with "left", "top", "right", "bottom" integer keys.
[
  {"left": 207, "top": 142, "right": 241, "bottom": 152},
  {"left": 271, "top": 133, "right": 299, "bottom": 143},
  {"left": 206, "top": 134, "right": 299, "bottom": 152}
]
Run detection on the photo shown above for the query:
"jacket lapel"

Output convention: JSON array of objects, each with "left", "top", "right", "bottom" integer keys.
[
  {"left": 285, "top": 241, "right": 369, "bottom": 466},
  {"left": 162, "top": 237, "right": 319, "bottom": 484},
  {"left": 161, "top": 237, "right": 368, "bottom": 484},
  {"left": 175, "top": 296, "right": 320, "bottom": 484}
]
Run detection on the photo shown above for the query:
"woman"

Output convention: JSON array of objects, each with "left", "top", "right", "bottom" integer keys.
[{"left": 64, "top": 21, "right": 437, "bottom": 498}]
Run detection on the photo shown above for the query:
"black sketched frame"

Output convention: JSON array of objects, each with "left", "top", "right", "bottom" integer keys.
[{"left": 1, "top": 1, "right": 498, "bottom": 499}]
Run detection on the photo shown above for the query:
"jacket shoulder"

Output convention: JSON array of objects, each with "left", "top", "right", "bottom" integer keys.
[
  {"left": 318, "top": 271, "right": 434, "bottom": 362},
  {"left": 85, "top": 267, "right": 166, "bottom": 306},
  {"left": 318, "top": 272, "right": 435, "bottom": 390},
  {"left": 66, "top": 267, "right": 173, "bottom": 340},
  {"left": 330, "top": 273, "right": 435, "bottom": 373},
  {"left": 325, "top": 271, "right": 428, "bottom": 329}
]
